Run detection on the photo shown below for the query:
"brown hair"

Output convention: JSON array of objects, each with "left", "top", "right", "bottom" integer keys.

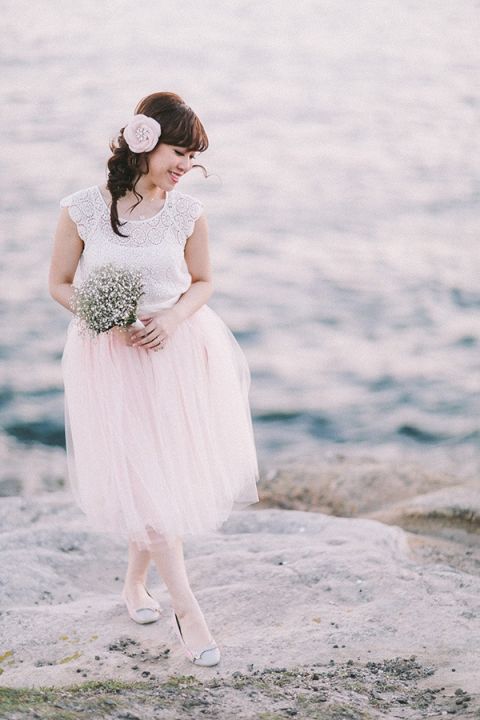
[{"left": 106, "top": 92, "right": 209, "bottom": 237}]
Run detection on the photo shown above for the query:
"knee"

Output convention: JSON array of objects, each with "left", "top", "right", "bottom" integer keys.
[
  {"left": 146, "top": 526, "right": 180, "bottom": 550},
  {"left": 146, "top": 527, "right": 166, "bottom": 546}
]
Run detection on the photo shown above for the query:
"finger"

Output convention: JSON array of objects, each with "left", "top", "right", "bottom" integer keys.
[
  {"left": 132, "top": 329, "right": 155, "bottom": 345},
  {"left": 152, "top": 339, "right": 166, "bottom": 351},
  {"left": 147, "top": 336, "right": 167, "bottom": 350},
  {"left": 134, "top": 334, "right": 165, "bottom": 349},
  {"left": 148, "top": 337, "right": 167, "bottom": 349},
  {"left": 130, "top": 320, "right": 151, "bottom": 340}
]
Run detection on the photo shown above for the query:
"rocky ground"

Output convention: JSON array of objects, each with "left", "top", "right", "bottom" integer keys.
[
  {"left": 0, "top": 451, "right": 479, "bottom": 718},
  {"left": 1, "top": 657, "right": 476, "bottom": 719}
]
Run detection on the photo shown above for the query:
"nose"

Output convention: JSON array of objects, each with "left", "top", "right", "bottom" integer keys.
[{"left": 177, "top": 154, "right": 193, "bottom": 173}]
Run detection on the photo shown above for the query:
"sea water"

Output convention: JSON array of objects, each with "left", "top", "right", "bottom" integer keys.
[{"left": 0, "top": 0, "right": 478, "bottom": 488}]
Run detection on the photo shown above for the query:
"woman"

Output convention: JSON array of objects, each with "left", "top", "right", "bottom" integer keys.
[{"left": 48, "top": 91, "right": 260, "bottom": 667}]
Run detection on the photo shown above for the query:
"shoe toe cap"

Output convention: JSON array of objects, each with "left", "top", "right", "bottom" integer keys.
[
  {"left": 134, "top": 608, "right": 160, "bottom": 624},
  {"left": 193, "top": 646, "right": 221, "bottom": 666}
]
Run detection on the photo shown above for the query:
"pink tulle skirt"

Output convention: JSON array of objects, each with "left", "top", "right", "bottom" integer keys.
[{"left": 61, "top": 304, "right": 260, "bottom": 550}]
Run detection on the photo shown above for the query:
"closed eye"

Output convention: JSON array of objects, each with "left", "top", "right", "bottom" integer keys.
[{"left": 175, "top": 150, "right": 198, "bottom": 159}]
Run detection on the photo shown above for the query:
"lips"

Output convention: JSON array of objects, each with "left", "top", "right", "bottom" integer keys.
[{"left": 169, "top": 171, "right": 182, "bottom": 183}]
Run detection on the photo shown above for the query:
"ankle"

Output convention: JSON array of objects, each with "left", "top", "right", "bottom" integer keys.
[
  {"left": 174, "top": 597, "right": 202, "bottom": 619},
  {"left": 123, "top": 578, "right": 146, "bottom": 592}
]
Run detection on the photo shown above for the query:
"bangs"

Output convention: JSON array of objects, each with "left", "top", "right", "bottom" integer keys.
[{"left": 162, "top": 110, "right": 209, "bottom": 153}]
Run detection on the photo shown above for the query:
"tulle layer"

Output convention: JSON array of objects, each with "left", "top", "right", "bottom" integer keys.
[{"left": 61, "top": 304, "right": 260, "bottom": 550}]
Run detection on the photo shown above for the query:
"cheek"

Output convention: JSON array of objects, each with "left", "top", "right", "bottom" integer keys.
[
  {"left": 148, "top": 147, "right": 171, "bottom": 173},
  {"left": 150, "top": 157, "right": 168, "bottom": 175}
]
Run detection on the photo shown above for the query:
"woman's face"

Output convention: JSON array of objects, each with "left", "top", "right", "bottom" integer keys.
[{"left": 144, "top": 143, "right": 198, "bottom": 191}]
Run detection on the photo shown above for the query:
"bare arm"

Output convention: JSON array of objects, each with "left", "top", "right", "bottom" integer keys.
[
  {"left": 48, "top": 207, "right": 84, "bottom": 313},
  {"left": 168, "top": 213, "right": 214, "bottom": 323}
]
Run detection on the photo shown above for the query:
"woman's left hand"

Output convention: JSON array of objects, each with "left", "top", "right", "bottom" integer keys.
[{"left": 130, "top": 308, "right": 181, "bottom": 351}]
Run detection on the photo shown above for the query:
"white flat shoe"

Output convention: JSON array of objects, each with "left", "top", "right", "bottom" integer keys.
[
  {"left": 172, "top": 610, "right": 221, "bottom": 666},
  {"left": 121, "top": 584, "right": 162, "bottom": 625}
]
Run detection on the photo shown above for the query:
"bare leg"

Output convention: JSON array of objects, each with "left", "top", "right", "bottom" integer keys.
[
  {"left": 122, "top": 538, "right": 159, "bottom": 610},
  {"left": 148, "top": 531, "right": 213, "bottom": 650}
]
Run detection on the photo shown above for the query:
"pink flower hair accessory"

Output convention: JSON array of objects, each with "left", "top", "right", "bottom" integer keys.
[{"left": 123, "top": 114, "right": 161, "bottom": 153}]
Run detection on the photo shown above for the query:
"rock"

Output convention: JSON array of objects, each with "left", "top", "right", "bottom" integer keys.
[
  {"left": 370, "top": 483, "right": 480, "bottom": 535},
  {"left": 257, "top": 455, "right": 458, "bottom": 516},
  {"left": 0, "top": 492, "right": 478, "bottom": 700}
]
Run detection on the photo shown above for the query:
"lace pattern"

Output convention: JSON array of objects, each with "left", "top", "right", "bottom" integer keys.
[{"left": 59, "top": 185, "right": 204, "bottom": 312}]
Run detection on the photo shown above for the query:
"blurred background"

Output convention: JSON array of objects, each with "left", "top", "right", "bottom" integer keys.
[{"left": 0, "top": 0, "right": 479, "bottom": 494}]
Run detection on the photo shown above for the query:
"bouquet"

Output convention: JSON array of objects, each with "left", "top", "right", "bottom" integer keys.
[{"left": 70, "top": 263, "right": 146, "bottom": 337}]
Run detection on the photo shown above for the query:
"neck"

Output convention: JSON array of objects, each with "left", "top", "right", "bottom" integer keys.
[{"left": 131, "top": 176, "right": 166, "bottom": 202}]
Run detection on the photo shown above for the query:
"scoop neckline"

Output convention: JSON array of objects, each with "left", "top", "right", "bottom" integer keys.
[{"left": 95, "top": 184, "right": 169, "bottom": 223}]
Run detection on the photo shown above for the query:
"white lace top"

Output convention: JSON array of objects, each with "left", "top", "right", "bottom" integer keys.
[{"left": 59, "top": 184, "right": 204, "bottom": 314}]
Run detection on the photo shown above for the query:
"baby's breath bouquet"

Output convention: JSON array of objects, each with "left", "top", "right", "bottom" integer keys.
[{"left": 70, "top": 263, "right": 146, "bottom": 337}]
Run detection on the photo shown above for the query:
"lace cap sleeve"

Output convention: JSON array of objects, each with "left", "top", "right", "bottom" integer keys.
[
  {"left": 191, "top": 197, "right": 204, "bottom": 222},
  {"left": 180, "top": 193, "right": 204, "bottom": 238},
  {"left": 59, "top": 186, "right": 97, "bottom": 243}
]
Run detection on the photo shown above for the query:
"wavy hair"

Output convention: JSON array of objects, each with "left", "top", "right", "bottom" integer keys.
[{"left": 106, "top": 92, "right": 209, "bottom": 237}]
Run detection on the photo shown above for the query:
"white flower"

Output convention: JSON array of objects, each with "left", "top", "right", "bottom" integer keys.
[{"left": 123, "top": 114, "right": 161, "bottom": 153}]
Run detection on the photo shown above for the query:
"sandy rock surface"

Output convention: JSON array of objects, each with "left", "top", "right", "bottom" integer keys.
[
  {"left": 258, "top": 453, "right": 462, "bottom": 516},
  {"left": 0, "top": 491, "right": 479, "bottom": 705}
]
